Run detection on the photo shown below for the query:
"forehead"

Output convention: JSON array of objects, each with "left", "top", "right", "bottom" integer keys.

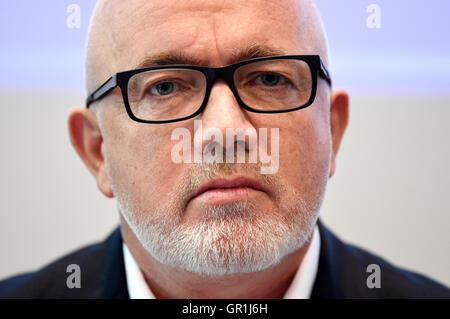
[{"left": 109, "top": 0, "right": 316, "bottom": 70}]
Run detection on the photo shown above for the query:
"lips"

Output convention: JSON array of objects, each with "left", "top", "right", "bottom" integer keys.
[{"left": 189, "top": 177, "right": 269, "bottom": 202}]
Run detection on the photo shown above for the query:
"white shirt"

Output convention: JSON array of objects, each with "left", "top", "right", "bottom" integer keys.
[{"left": 123, "top": 225, "right": 320, "bottom": 299}]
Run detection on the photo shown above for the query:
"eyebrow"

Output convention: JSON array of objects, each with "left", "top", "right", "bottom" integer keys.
[{"left": 134, "top": 44, "right": 288, "bottom": 69}]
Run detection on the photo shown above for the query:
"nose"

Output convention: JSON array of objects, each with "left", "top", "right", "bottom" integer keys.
[{"left": 193, "top": 79, "right": 257, "bottom": 162}]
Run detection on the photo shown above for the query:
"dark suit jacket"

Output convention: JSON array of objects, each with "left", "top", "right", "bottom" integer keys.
[{"left": 0, "top": 220, "right": 449, "bottom": 298}]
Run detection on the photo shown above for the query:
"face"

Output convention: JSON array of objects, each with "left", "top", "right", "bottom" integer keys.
[{"left": 92, "top": 0, "right": 333, "bottom": 275}]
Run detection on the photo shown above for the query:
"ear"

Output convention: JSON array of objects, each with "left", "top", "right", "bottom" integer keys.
[
  {"left": 328, "top": 89, "right": 349, "bottom": 178},
  {"left": 68, "top": 108, "right": 114, "bottom": 198}
]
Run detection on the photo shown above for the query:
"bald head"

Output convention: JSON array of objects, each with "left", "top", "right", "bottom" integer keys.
[{"left": 85, "top": 0, "right": 329, "bottom": 95}]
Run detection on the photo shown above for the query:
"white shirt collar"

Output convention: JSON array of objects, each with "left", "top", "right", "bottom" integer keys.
[{"left": 123, "top": 225, "right": 320, "bottom": 299}]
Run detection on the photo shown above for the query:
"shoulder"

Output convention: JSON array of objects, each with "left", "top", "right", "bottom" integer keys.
[
  {"left": 315, "top": 220, "right": 450, "bottom": 298},
  {"left": 0, "top": 228, "right": 122, "bottom": 299}
]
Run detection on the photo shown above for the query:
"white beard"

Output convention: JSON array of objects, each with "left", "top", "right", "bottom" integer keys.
[{"left": 116, "top": 178, "right": 323, "bottom": 276}]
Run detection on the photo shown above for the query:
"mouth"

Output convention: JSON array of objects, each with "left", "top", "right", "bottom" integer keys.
[{"left": 189, "top": 177, "right": 269, "bottom": 204}]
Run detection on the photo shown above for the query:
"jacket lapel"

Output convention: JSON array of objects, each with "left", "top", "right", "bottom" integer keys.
[
  {"left": 97, "top": 227, "right": 130, "bottom": 299},
  {"left": 310, "top": 219, "right": 344, "bottom": 298}
]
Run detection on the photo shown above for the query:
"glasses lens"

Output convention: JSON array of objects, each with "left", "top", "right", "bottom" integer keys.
[
  {"left": 127, "top": 69, "right": 206, "bottom": 121},
  {"left": 234, "top": 59, "right": 313, "bottom": 111}
]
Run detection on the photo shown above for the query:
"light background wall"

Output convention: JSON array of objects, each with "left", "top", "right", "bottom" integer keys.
[{"left": 1, "top": 1, "right": 449, "bottom": 287}]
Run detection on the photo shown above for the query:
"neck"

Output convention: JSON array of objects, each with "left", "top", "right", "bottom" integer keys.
[{"left": 120, "top": 218, "right": 313, "bottom": 299}]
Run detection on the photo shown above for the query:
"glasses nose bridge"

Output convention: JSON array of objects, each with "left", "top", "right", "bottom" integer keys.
[
  {"left": 205, "top": 64, "right": 239, "bottom": 101},
  {"left": 208, "top": 65, "right": 234, "bottom": 87}
]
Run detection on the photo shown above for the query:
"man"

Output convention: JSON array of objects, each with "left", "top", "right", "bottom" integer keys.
[{"left": 0, "top": 0, "right": 449, "bottom": 299}]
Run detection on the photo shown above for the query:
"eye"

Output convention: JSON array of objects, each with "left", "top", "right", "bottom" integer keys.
[
  {"left": 149, "top": 80, "right": 177, "bottom": 96},
  {"left": 255, "top": 73, "right": 287, "bottom": 87}
]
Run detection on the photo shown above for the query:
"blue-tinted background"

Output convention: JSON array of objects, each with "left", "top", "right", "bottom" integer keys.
[
  {"left": 1, "top": 0, "right": 450, "bottom": 94},
  {"left": 1, "top": 1, "right": 450, "bottom": 287}
]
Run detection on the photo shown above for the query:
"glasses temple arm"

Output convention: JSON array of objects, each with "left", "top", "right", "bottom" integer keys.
[
  {"left": 318, "top": 59, "right": 332, "bottom": 87},
  {"left": 86, "top": 74, "right": 118, "bottom": 108}
]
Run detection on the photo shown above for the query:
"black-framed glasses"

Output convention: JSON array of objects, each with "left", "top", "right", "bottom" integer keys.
[{"left": 86, "top": 55, "right": 331, "bottom": 124}]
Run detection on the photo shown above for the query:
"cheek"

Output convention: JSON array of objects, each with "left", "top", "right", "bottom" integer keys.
[
  {"left": 102, "top": 124, "right": 177, "bottom": 209},
  {"left": 277, "top": 107, "right": 331, "bottom": 197}
]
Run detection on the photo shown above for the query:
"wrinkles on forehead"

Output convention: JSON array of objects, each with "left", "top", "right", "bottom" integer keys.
[{"left": 85, "top": 0, "right": 329, "bottom": 95}]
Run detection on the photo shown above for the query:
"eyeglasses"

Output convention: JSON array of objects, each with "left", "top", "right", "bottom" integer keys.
[{"left": 86, "top": 55, "right": 331, "bottom": 124}]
